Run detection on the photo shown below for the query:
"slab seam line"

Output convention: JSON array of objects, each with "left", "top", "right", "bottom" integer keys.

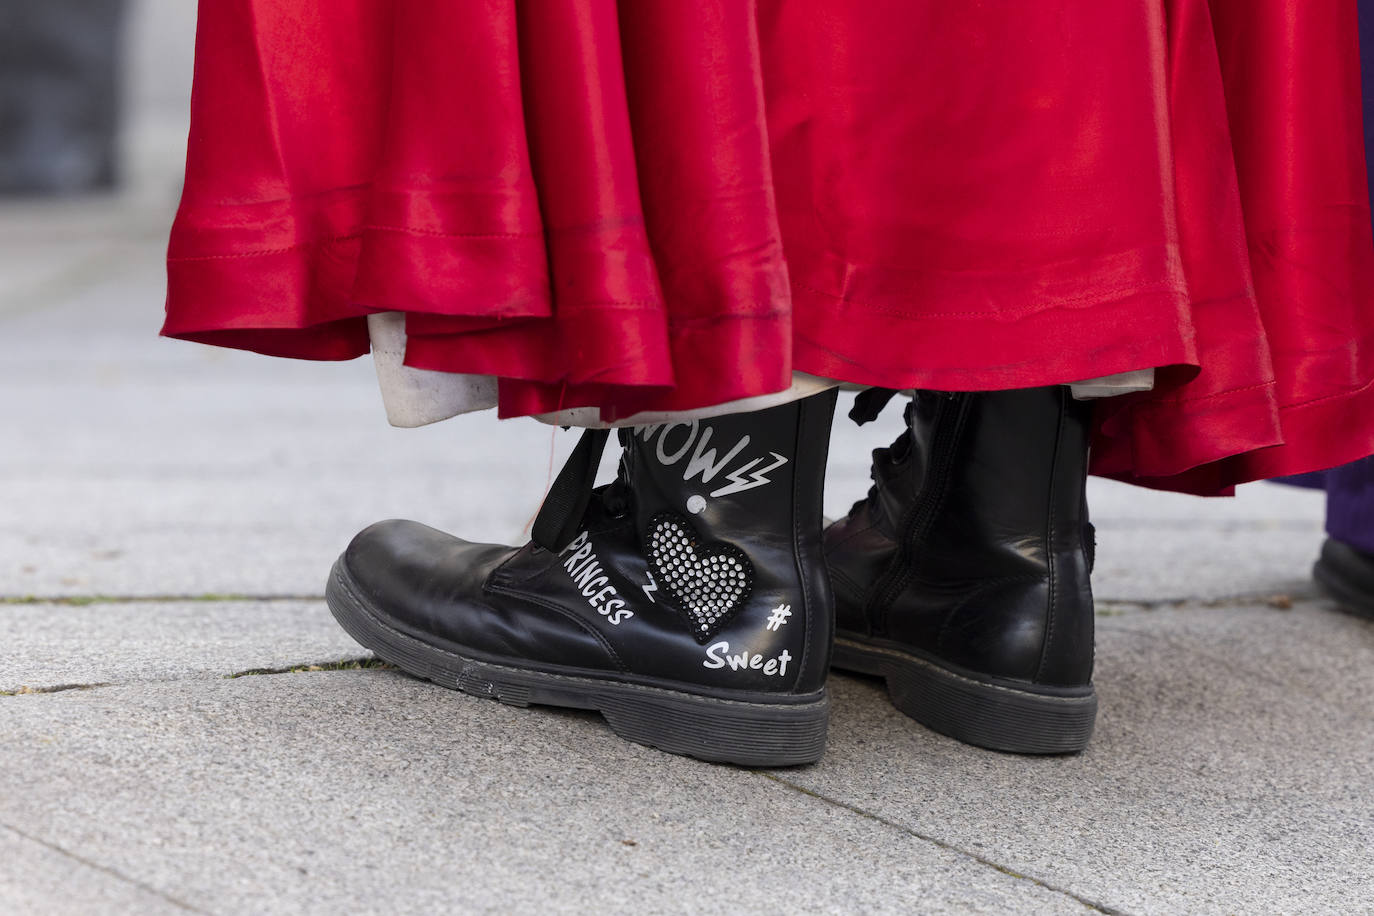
[
  {"left": 1, "top": 657, "right": 385, "bottom": 697},
  {"left": 0, "top": 595, "right": 325, "bottom": 607},
  {"left": 2, "top": 823, "right": 207, "bottom": 913},
  {"left": 760, "top": 773, "right": 1127, "bottom": 915}
]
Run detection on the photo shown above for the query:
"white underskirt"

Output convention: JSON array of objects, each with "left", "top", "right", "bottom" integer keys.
[{"left": 367, "top": 312, "right": 1156, "bottom": 429}]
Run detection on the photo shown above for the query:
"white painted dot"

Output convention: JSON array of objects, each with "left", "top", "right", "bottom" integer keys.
[{"left": 687, "top": 495, "right": 707, "bottom": 515}]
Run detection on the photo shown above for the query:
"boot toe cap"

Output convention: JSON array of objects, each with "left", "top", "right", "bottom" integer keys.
[
  {"left": 340, "top": 519, "right": 514, "bottom": 624},
  {"left": 336, "top": 520, "right": 620, "bottom": 670}
]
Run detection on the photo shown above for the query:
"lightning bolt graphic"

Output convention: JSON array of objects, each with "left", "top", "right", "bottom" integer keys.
[
  {"left": 709, "top": 451, "right": 789, "bottom": 498},
  {"left": 642, "top": 571, "right": 659, "bottom": 603}
]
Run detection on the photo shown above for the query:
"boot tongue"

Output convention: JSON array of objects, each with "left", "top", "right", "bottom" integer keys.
[
  {"left": 531, "top": 428, "right": 612, "bottom": 552},
  {"left": 849, "top": 387, "right": 900, "bottom": 425}
]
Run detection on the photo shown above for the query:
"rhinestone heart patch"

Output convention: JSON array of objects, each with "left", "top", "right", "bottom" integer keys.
[{"left": 647, "top": 514, "right": 754, "bottom": 641}]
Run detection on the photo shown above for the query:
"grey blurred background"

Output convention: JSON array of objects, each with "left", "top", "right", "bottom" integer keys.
[{"left": 0, "top": 0, "right": 194, "bottom": 199}]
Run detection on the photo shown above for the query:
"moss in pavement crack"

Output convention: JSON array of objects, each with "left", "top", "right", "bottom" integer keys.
[
  {"left": 223, "top": 657, "right": 394, "bottom": 679},
  {"left": 0, "top": 683, "right": 112, "bottom": 697}
]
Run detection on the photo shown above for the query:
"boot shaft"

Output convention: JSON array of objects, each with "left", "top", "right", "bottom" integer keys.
[
  {"left": 621, "top": 392, "right": 837, "bottom": 694},
  {"left": 862, "top": 386, "right": 1094, "bottom": 687},
  {"left": 516, "top": 391, "right": 839, "bottom": 694},
  {"left": 901, "top": 387, "right": 1091, "bottom": 582},
  {"left": 626, "top": 395, "right": 829, "bottom": 548}
]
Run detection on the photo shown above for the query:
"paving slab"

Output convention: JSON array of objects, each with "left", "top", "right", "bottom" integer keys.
[
  {"left": 1101, "top": 596, "right": 1374, "bottom": 710},
  {"left": 0, "top": 672, "right": 1087, "bottom": 915},
  {"left": 784, "top": 600, "right": 1374, "bottom": 915},
  {"left": 1, "top": 600, "right": 364, "bottom": 693},
  {"left": 2, "top": 422, "right": 1322, "bottom": 603},
  {"left": 0, "top": 827, "right": 189, "bottom": 915},
  {"left": 1091, "top": 511, "right": 1324, "bottom": 604}
]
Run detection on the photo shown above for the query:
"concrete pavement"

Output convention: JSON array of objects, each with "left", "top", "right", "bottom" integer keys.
[{"left": 1, "top": 2, "right": 1371, "bottom": 913}]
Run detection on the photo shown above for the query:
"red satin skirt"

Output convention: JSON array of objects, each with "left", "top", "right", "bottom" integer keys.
[{"left": 163, "top": 1, "right": 1374, "bottom": 494}]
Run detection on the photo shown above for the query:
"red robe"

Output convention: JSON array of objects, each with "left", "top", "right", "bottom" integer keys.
[{"left": 163, "top": 0, "right": 1374, "bottom": 494}]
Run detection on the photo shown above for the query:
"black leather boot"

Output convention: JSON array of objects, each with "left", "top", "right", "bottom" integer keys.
[
  {"left": 825, "top": 386, "right": 1097, "bottom": 754},
  {"left": 1314, "top": 538, "right": 1374, "bottom": 619},
  {"left": 326, "top": 391, "right": 838, "bottom": 766}
]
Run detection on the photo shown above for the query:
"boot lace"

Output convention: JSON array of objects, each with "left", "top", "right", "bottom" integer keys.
[
  {"left": 844, "top": 388, "right": 911, "bottom": 518},
  {"left": 531, "top": 427, "right": 634, "bottom": 552},
  {"left": 600, "top": 430, "right": 635, "bottom": 518}
]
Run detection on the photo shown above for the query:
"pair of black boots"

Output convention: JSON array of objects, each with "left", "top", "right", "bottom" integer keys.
[{"left": 326, "top": 386, "right": 1097, "bottom": 766}]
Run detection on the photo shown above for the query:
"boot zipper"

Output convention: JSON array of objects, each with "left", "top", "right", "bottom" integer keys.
[{"left": 863, "top": 393, "right": 968, "bottom": 633}]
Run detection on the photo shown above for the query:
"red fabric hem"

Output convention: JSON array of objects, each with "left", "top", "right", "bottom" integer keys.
[
  {"left": 1226, "top": 377, "right": 1374, "bottom": 481},
  {"left": 404, "top": 303, "right": 675, "bottom": 398},
  {"left": 163, "top": 235, "right": 373, "bottom": 359},
  {"left": 793, "top": 282, "right": 1197, "bottom": 394},
  {"left": 1092, "top": 380, "right": 1280, "bottom": 493},
  {"left": 163, "top": 1, "right": 1374, "bottom": 496}
]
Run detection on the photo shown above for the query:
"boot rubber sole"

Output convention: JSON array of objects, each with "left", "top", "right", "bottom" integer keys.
[
  {"left": 326, "top": 559, "right": 828, "bottom": 767},
  {"left": 832, "top": 635, "right": 1096, "bottom": 755}
]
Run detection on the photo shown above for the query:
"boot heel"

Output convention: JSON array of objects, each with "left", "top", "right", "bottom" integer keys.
[
  {"left": 434, "top": 649, "right": 831, "bottom": 767},
  {"left": 597, "top": 691, "right": 829, "bottom": 768},
  {"left": 835, "top": 638, "right": 1095, "bottom": 755}
]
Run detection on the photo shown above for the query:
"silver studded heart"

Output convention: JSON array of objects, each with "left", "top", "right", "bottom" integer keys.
[{"left": 646, "top": 514, "right": 753, "bottom": 640}]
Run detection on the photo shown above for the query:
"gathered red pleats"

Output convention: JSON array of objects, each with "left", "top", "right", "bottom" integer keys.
[{"left": 164, "top": 0, "right": 1374, "bottom": 494}]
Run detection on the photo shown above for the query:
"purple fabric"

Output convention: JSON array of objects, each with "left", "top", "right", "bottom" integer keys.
[
  {"left": 1325, "top": 456, "right": 1374, "bottom": 553},
  {"left": 1277, "top": 470, "right": 1327, "bottom": 490}
]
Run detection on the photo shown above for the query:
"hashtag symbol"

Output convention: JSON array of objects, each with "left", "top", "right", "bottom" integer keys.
[{"left": 765, "top": 604, "right": 792, "bottom": 631}]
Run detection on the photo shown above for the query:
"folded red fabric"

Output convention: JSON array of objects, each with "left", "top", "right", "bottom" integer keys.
[{"left": 164, "top": 0, "right": 1374, "bottom": 493}]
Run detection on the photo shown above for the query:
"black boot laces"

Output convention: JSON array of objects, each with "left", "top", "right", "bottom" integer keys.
[
  {"left": 840, "top": 387, "right": 1099, "bottom": 575},
  {"left": 844, "top": 388, "right": 912, "bottom": 519},
  {"left": 602, "top": 429, "right": 635, "bottom": 518},
  {"left": 531, "top": 427, "right": 634, "bottom": 553}
]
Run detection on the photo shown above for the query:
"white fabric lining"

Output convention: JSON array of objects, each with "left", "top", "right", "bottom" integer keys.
[{"left": 368, "top": 312, "right": 1155, "bottom": 429}]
